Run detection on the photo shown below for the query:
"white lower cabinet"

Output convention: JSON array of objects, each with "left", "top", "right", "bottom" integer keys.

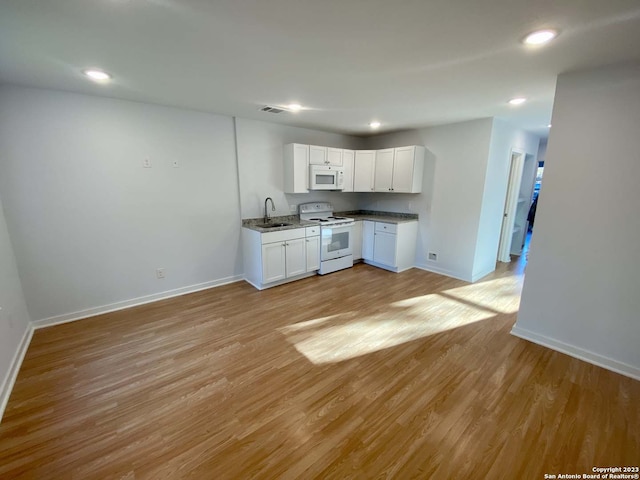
[
  {"left": 373, "top": 230, "right": 396, "bottom": 266},
  {"left": 261, "top": 241, "right": 287, "bottom": 284},
  {"left": 362, "top": 220, "right": 375, "bottom": 261},
  {"left": 284, "top": 237, "right": 306, "bottom": 277},
  {"left": 352, "top": 220, "right": 363, "bottom": 261},
  {"left": 361, "top": 220, "right": 418, "bottom": 272},
  {"left": 305, "top": 226, "right": 321, "bottom": 272},
  {"left": 243, "top": 226, "right": 320, "bottom": 290}
]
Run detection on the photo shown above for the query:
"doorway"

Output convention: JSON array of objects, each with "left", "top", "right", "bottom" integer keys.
[{"left": 497, "top": 150, "right": 536, "bottom": 263}]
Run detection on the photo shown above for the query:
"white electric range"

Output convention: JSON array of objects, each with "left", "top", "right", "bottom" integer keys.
[{"left": 299, "top": 202, "right": 355, "bottom": 275}]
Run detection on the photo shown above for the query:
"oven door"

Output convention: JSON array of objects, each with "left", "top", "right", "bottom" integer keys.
[{"left": 321, "top": 224, "right": 353, "bottom": 260}]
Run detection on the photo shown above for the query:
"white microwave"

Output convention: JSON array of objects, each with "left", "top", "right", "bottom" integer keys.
[{"left": 309, "top": 165, "right": 344, "bottom": 190}]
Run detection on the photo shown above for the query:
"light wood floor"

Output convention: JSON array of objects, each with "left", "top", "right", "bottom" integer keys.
[{"left": 1, "top": 258, "right": 638, "bottom": 479}]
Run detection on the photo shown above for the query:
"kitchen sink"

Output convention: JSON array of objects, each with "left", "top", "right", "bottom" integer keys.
[{"left": 256, "top": 222, "right": 292, "bottom": 228}]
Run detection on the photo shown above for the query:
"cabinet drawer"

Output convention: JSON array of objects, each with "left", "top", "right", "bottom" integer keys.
[
  {"left": 375, "top": 222, "right": 397, "bottom": 234},
  {"left": 261, "top": 228, "right": 305, "bottom": 245},
  {"left": 305, "top": 226, "right": 320, "bottom": 237}
]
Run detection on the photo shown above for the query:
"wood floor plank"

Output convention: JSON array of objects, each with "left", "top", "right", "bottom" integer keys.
[{"left": 1, "top": 258, "right": 639, "bottom": 479}]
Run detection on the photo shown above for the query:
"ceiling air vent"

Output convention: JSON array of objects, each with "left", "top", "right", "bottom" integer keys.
[{"left": 260, "top": 105, "right": 285, "bottom": 114}]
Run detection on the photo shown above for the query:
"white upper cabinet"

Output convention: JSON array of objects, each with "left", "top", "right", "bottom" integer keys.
[
  {"left": 374, "top": 148, "right": 395, "bottom": 192},
  {"left": 326, "top": 147, "right": 344, "bottom": 166},
  {"left": 353, "top": 150, "right": 376, "bottom": 192},
  {"left": 342, "top": 149, "right": 355, "bottom": 192},
  {"left": 309, "top": 145, "right": 328, "bottom": 165},
  {"left": 392, "top": 146, "right": 425, "bottom": 193},
  {"left": 310, "top": 146, "right": 343, "bottom": 166},
  {"left": 285, "top": 144, "right": 424, "bottom": 194},
  {"left": 283, "top": 143, "right": 309, "bottom": 193}
]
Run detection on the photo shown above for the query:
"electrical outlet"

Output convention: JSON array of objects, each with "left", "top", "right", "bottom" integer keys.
[
  {"left": 172, "top": 160, "right": 179, "bottom": 168},
  {"left": 290, "top": 204, "right": 297, "bottom": 213},
  {"left": 156, "top": 268, "right": 165, "bottom": 279},
  {"left": 143, "top": 158, "right": 152, "bottom": 168},
  {"left": 428, "top": 252, "right": 438, "bottom": 261}
]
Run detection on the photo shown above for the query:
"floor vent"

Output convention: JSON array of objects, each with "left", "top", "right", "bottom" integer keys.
[{"left": 260, "top": 105, "right": 286, "bottom": 114}]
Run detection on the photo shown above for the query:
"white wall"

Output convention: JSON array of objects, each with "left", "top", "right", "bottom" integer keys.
[
  {"left": 0, "top": 85, "right": 243, "bottom": 323},
  {"left": 473, "top": 119, "right": 539, "bottom": 279},
  {"left": 514, "top": 62, "right": 640, "bottom": 379},
  {"left": 235, "top": 117, "right": 365, "bottom": 219},
  {"left": 363, "top": 118, "right": 494, "bottom": 281},
  {"left": 537, "top": 139, "right": 548, "bottom": 164},
  {"left": 0, "top": 195, "right": 31, "bottom": 418}
]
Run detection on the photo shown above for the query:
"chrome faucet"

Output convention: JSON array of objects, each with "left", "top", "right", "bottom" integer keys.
[{"left": 264, "top": 197, "right": 275, "bottom": 223}]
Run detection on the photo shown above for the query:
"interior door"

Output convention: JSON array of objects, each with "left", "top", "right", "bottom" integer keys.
[{"left": 498, "top": 151, "right": 525, "bottom": 262}]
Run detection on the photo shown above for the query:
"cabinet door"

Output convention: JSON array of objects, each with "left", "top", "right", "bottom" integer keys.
[
  {"left": 309, "top": 145, "right": 328, "bottom": 165},
  {"left": 353, "top": 151, "right": 376, "bottom": 192},
  {"left": 362, "top": 220, "right": 375, "bottom": 261},
  {"left": 285, "top": 238, "right": 307, "bottom": 277},
  {"left": 262, "top": 242, "right": 286, "bottom": 283},
  {"left": 392, "top": 146, "right": 416, "bottom": 193},
  {"left": 305, "top": 236, "right": 320, "bottom": 272},
  {"left": 351, "top": 220, "right": 363, "bottom": 260},
  {"left": 283, "top": 143, "right": 309, "bottom": 194},
  {"left": 327, "top": 147, "right": 344, "bottom": 166},
  {"left": 373, "top": 231, "right": 397, "bottom": 267},
  {"left": 341, "top": 149, "right": 355, "bottom": 192},
  {"left": 374, "top": 148, "right": 395, "bottom": 192}
]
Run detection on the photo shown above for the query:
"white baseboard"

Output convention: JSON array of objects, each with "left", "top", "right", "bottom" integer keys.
[
  {"left": 243, "top": 271, "right": 317, "bottom": 291},
  {"left": 32, "top": 275, "right": 243, "bottom": 329},
  {"left": 0, "top": 323, "right": 34, "bottom": 423},
  {"left": 414, "top": 263, "right": 472, "bottom": 282},
  {"left": 511, "top": 325, "right": 640, "bottom": 381},
  {"left": 471, "top": 266, "right": 496, "bottom": 283}
]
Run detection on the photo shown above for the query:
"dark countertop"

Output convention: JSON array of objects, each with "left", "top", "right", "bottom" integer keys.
[
  {"left": 242, "top": 210, "right": 418, "bottom": 232},
  {"left": 242, "top": 215, "right": 318, "bottom": 233},
  {"left": 338, "top": 211, "right": 419, "bottom": 224}
]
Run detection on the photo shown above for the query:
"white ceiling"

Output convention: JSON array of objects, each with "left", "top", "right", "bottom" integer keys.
[{"left": 1, "top": 1, "right": 640, "bottom": 138}]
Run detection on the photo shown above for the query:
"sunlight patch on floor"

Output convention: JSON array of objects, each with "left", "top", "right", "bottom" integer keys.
[
  {"left": 279, "top": 293, "right": 496, "bottom": 364},
  {"left": 441, "top": 276, "right": 522, "bottom": 314}
]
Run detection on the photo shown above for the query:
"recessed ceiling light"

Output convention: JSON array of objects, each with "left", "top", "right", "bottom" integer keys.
[
  {"left": 508, "top": 97, "right": 527, "bottom": 106},
  {"left": 287, "top": 103, "right": 302, "bottom": 112},
  {"left": 369, "top": 121, "right": 381, "bottom": 129},
  {"left": 523, "top": 29, "right": 559, "bottom": 46},
  {"left": 83, "top": 69, "right": 112, "bottom": 82},
  {"left": 547, "top": 124, "right": 552, "bottom": 128}
]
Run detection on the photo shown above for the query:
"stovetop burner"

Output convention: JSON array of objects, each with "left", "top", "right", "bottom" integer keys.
[{"left": 299, "top": 202, "right": 355, "bottom": 226}]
